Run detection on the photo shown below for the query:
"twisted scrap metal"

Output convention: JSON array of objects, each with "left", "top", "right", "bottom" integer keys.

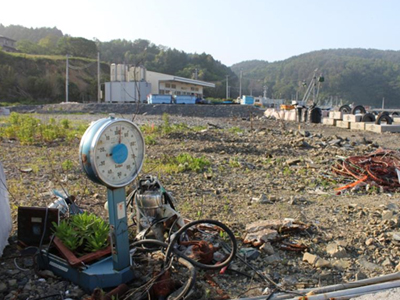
[{"left": 332, "top": 149, "right": 400, "bottom": 191}]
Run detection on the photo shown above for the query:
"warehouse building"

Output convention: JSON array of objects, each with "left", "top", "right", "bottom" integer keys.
[{"left": 105, "top": 64, "right": 215, "bottom": 103}]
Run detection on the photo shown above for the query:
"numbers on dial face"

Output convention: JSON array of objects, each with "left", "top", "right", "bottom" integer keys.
[{"left": 93, "top": 121, "right": 144, "bottom": 186}]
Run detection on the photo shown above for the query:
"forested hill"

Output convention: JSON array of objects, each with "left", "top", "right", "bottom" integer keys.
[
  {"left": 231, "top": 49, "right": 400, "bottom": 108},
  {"left": 0, "top": 24, "right": 63, "bottom": 43},
  {"left": 0, "top": 24, "right": 235, "bottom": 102}
]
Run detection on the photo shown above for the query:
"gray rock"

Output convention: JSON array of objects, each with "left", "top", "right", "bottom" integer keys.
[
  {"left": 326, "top": 242, "right": 348, "bottom": 258},
  {"left": 303, "top": 252, "right": 318, "bottom": 265},
  {"left": 260, "top": 242, "right": 275, "bottom": 255},
  {"left": 265, "top": 254, "right": 281, "bottom": 263},
  {"left": 0, "top": 282, "right": 7, "bottom": 293},
  {"left": 315, "top": 258, "right": 331, "bottom": 268},
  {"left": 386, "top": 203, "right": 399, "bottom": 212},
  {"left": 7, "top": 279, "right": 16, "bottom": 287},
  {"left": 382, "top": 210, "right": 394, "bottom": 220},
  {"left": 355, "top": 271, "right": 368, "bottom": 281},
  {"left": 333, "top": 260, "right": 351, "bottom": 270},
  {"left": 358, "top": 258, "right": 383, "bottom": 272}
]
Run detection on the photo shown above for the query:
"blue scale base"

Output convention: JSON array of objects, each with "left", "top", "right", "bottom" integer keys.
[{"left": 38, "top": 251, "right": 134, "bottom": 293}]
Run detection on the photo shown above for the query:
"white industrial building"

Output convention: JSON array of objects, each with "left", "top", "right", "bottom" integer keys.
[{"left": 105, "top": 64, "right": 215, "bottom": 103}]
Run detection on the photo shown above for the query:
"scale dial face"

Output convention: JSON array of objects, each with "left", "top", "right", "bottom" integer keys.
[{"left": 80, "top": 118, "right": 145, "bottom": 188}]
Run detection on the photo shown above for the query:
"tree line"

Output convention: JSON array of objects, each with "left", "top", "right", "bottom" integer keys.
[{"left": 231, "top": 49, "right": 400, "bottom": 108}]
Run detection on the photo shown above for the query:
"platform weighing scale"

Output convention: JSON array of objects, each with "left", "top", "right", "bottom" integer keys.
[{"left": 38, "top": 116, "right": 145, "bottom": 292}]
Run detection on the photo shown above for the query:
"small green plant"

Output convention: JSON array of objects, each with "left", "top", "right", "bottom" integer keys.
[
  {"left": 283, "top": 166, "right": 293, "bottom": 176},
  {"left": 52, "top": 221, "right": 81, "bottom": 251},
  {"left": 144, "top": 134, "right": 157, "bottom": 145},
  {"left": 228, "top": 126, "right": 244, "bottom": 134},
  {"left": 53, "top": 212, "right": 110, "bottom": 254},
  {"left": 60, "top": 119, "right": 70, "bottom": 129},
  {"left": 61, "top": 159, "right": 74, "bottom": 171},
  {"left": 228, "top": 157, "right": 241, "bottom": 168},
  {"left": 162, "top": 113, "right": 172, "bottom": 134}
]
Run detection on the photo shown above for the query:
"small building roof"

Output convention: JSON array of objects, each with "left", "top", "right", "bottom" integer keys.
[
  {"left": 0, "top": 35, "right": 16, "bottom": 42},
  {"left": 148, "top": 70, "right": 215, "bottom": 88}
]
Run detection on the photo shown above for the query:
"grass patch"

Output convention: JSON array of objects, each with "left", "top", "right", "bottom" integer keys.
[
  {"left": 144, "top": 153, "right": 211, "bottom": 174},
  {"left": 0, "top": 112, "right": 88, "bottom": 145}
]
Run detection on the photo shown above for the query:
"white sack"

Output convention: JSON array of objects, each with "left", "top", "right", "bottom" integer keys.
[{"left": 0, "top": 162, "right": 12, "bottom": 257}]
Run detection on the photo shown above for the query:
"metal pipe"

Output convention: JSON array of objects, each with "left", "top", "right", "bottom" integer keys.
[{"left": 236, "top": 272, "right": 400, "bottom": 300}]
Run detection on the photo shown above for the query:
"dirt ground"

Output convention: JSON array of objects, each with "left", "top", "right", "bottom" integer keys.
[{"left": 1, "top": 108, "right": 400, "bottom": 300}]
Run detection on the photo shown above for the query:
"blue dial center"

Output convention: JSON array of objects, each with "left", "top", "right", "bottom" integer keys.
[{"left": 112, "top": 143, "right": 128, "bottom": 164}]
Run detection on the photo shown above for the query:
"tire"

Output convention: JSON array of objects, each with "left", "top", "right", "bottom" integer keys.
[
  {"left": 361, "top": 113, "right": 376, "bottom": 122},
  {"left": 310, "top": 107, "right": 322, "bottom": 123},
  {"left": 375, "top": 112, "right": 393, "bottom": 125},
  {"left": 351, "top": 105, "right": 366, "bottom": 115},
  {"left": 339, "top": 105, "right": 351, "bottom": 114},
  {"left": 391, "top": 112, "right": 399, "bottom": 116}
]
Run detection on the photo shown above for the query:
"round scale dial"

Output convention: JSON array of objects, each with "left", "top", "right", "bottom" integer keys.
[{"left": 80, "top": 117, "right": 145, "bottom": 188}]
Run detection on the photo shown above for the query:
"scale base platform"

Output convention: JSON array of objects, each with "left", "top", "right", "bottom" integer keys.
[{"left": 38, "top": 250, "right": 135, "bottom": 293}]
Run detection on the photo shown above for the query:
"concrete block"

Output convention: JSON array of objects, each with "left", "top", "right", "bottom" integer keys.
[
  {"left": 329, "top": 111, "right": 343, "bottom": 120},
  {"left": 393, "top": 117, "right": 400, "bottom": 123},
  {"left": 343, "top": 114, "right": 362, "bottom": 123},
  {"left": 365, "top": 124, "right": 400, "bottom": 133},
  {"left": 350, "top": 122, "right": 375, "bottom": 131},
  {"left": 336, "top": 120, "right": 350, "bottom": 129},
  {"left": 322, "top": 118, "right": 337, "bottom": 126},
  {"left": 350, "top": 122, "right": 367, "bottom": 130}
]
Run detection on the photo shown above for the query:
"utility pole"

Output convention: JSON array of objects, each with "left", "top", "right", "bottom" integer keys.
[
  {"left": 239, "top": 70, "right": 242, "bottom": 98},
  {"left": 194, "top": 68, "right": 198, "bottom": 80},
  {"left": 263, "top": 85, "right": 268, "bottom": 98},
  {"left": 97, "top": 52, "right": 101, "bottom": 103},
  {"left": 226, "top": 75, "right": 229, "bottom": 99},
  {"left": 382, "top": 97, "right": 385, "bottom": 109},
  {"left": 65, "top": 54, "right": 69, "bottom": 103}
]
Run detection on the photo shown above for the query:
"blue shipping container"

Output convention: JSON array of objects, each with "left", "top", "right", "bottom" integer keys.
[
  {"left": 147, "top": 94, "right": 173, "bottom": 104},
  {"left": 240, "top": 95, "right": 254, "bottom": 105},
  {"left": 175, "top": 95, "right": 196, "bottom": 104}
]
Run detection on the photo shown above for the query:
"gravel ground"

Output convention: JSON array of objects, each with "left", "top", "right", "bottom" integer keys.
[{"left": 1, "top": 104, "right": 400, "bottom": 300}]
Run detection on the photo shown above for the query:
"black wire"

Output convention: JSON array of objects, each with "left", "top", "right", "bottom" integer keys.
[
  {"left": 129, "top": 239, "right": 195, "bottom": 300},
  {"left": 164, "top": 219, "right": 237, "bottom": 270}
]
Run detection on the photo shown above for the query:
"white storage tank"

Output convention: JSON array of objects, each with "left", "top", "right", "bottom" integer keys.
[
  {"left": 110, "top": 63, "right": 117, "bottom": 82},
  {"left": 116, "top": 64, "right": 126, "bottom": 82}
]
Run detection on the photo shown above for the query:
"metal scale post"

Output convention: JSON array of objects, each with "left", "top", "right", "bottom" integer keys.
[{"left": 38, "top": 116, "right": 145, "bottom": 292}]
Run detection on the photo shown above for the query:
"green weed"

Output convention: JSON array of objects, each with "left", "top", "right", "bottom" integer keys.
[
  {"left": 145, "top": 153, "right": 211, "bottom": 174},
  {"left": 144, "top": 134, "right": 157, "bottom": 145},
  {"left": 228, "top": 157, "right": 241, "bottom": 168},
  {"left": 0, "top": 113, "right": 88, "bottom": 145},
  {"left": 61, "top": 159, "right": 74, "bottom": 171},
  {"left": 228, "top": 126, "right": 244, "bottom": 134}
]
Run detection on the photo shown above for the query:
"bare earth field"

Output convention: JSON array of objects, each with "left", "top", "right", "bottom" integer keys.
[{"left": 1, "top": 105, "right": 400, "bottom": 300}]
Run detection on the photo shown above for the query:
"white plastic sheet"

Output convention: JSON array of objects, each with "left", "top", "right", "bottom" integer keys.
[{"left": 0, "top": 162, "right": 12, "bottom": 257}]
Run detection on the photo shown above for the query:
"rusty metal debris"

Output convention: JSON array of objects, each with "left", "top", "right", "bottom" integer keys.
[
  {"left": 243, "top": 219, "right": 309, "bottom": 248},
  {"left": 332, "top": 148, "right": 400, "bottom": 191},
  {"left": 279, "top": 241, "right": 308, "bottom": 252}
]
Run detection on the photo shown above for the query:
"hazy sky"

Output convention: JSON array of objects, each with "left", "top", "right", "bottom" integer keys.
[{"left": 3, "top": 0, "right": 400, "bottom": 66}]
